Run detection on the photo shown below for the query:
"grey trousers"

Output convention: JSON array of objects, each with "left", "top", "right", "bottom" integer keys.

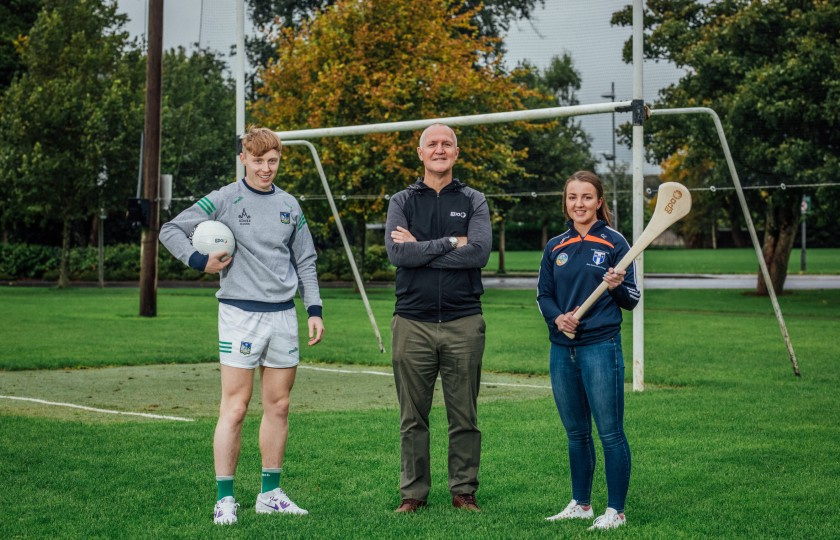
[{"left": 391, "top": 314, "right": 485, "bottom": 501}]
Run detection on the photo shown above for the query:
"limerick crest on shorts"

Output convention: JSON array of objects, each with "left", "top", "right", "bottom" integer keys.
[
  {"left": 240, "top": 341, "right": 252, "bottom": 355},
  {"left": 592, "top": 251, "right": 606, "bottom": 265}
]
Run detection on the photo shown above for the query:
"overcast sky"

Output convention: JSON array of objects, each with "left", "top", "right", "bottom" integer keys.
[{"left": 116, "top": 0, "right": 683, "bottom": 174}]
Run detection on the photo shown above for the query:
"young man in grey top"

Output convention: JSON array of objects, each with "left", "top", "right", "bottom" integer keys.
[
  {"left": 160, "top": 126, "right": 324, "bottom": 525},
  {"left": 385, "top": 124, "right": 491, "bottom": 513}
]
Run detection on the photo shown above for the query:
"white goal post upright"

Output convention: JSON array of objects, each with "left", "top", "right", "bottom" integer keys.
[{"left": 631, "top": 0, "right": 645, "bottom": 391}]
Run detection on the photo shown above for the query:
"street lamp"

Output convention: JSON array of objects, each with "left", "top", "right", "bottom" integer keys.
[{"left": 601, "top": 82, "right": 618, "bottom": 226}]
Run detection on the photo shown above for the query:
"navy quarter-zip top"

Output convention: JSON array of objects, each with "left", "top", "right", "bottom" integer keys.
[
  {"left": 385, "top": 178, "right": 492, "bottom": 323},
  {"left": 537, "top": 219, "right": 640, "bottom": 346}
]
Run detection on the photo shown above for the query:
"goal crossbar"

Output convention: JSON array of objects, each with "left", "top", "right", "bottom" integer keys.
[{"left": 274, "top": 101, "right": 633, "bottom": 140}]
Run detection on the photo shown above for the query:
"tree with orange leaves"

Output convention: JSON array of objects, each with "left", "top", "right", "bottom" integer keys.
[{"left": 253, "top": 0, "right": 536, "bottom": 263}]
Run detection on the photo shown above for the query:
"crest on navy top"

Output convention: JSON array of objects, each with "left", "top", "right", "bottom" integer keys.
[
  {"left": 280, "top": 212, "right": 291, "bottom": 224},
  {"left": 556, "top": 253, "right": 569, "bottom": 267},
  {"left": 240, "top": 341, "right": 252, "bottom": 355},
  {"left": 592, "top": 251, "right": 606, "bottom": 265}
]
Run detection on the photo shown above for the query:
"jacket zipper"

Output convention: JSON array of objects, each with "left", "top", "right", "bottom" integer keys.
[{"left": 437, "top": 190, "right": 442, "bottom": 322}]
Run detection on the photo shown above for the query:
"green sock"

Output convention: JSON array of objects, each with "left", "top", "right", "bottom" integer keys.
[
  {"left": 261, "top": 468, "right": 281, "bottom": 493},
  {"left": 216, "top": 476, "right": 234, "bottom": 501}
]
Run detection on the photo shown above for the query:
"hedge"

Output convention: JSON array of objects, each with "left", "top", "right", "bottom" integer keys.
[{"left": 0, "top": 243, "right": 394, "bottom": 282}]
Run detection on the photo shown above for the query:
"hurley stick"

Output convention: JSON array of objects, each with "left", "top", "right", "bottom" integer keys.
[{"left": 563, "top": 182, "right": 692, "bottom": 338}]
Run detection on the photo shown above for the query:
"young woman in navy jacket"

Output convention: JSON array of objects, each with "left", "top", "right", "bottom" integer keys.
[{"left": 537, "top": 171, "right": 640, "bottom": 530}]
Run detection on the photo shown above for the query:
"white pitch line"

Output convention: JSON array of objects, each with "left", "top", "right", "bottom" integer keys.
[
  {"left": 0, "top": 395, "right": 194, "bottom": 422},
  {"left": 298, "top": 365, "right": 550, "bottom": 390},
  {"left": 300, "top": 365, "right": 392, "bottom": 377}
]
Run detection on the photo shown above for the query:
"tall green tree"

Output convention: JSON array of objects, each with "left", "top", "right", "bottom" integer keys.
[
  {"left": 508, "top": 55, "right": 595, "bottom": 249},
  {"left": 254, "top": 0, "right": 536, "bottom": 263},
  {"left": 0, "top": 0, "right": 44, "bottom": 91},
  {"left": 612, "top": 0, "right": 840, "bottom": 294},
  {"left": 0, "top": 0, "right": 145, "bottom": 286},
  {"left": 160, "top": 47, "right": 236, "bottom": 218}
]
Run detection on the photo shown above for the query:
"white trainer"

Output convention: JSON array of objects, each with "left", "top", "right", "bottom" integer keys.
[
  {"left": 255, "top": 487, "right": 309, "bottom": 515},
  {"left": 546, "top": 499, "right": 595, "bottom": 521},
  {"left": 213, "top": 496, "right": 239, "bottom": 525},
  {"left": 588, "top": 507, "right": 626, "bottom": 530}
]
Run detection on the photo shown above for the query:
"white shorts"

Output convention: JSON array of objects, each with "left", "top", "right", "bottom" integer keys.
[{"left": 218, "top": 303, "right": 300, "bottom": 369}]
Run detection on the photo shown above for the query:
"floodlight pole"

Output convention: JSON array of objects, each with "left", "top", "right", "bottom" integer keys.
[
  {"left": 631, "top": 0, "right": 645, "bottom": 391},
  {"left": 235, "top": 0, "right": 245, "bottom": 179},
  {"left": 601, "top": 82, "right": 618, "bottom": 226},
  {"left": 648, "top": 107, "right": 801, "bottom": 377}
]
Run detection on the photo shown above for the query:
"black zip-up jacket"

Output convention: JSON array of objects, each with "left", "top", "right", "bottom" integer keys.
[{"left": 385, "top": 178, "right": 492, "bottom": 322}]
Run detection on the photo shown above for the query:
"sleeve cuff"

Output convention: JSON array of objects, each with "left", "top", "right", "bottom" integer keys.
[
  {"left": 188, "top": 251, "right": 209, "bottom": 272},
  {"left": 307, "top": 305, "right": 323, "bottom": 318}
]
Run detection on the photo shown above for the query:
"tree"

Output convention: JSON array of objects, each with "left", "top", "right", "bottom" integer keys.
[
  {"left": 160, "top": 47, "right": 236, "bottom": 218},
  {"left": 508, "top": 55, "right": 595, "bottom": 252},
  {"left": 253, "top": 0, "right": 536, "bottom": 268},
  {"left": 246, "top": 0, "right": 545, "bottom": 74},
  {"left": 0, "top": 0, "right": 44, "bottom": 91},
  {"left": 0, "top": 0, "right": 145, "bottom": 286},
  {"left": 612, "top": 0, "right": 840, "bottom": 294}
]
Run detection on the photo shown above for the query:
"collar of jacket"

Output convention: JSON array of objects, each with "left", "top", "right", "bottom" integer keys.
[
  {"left": 407, "top": 177, "right": 465, "bottom": 194},
  {"left": 566, "top": 218, "right": 607, "bottom": 235}
]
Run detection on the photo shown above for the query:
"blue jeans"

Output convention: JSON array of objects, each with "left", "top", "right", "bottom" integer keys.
[{"left": 549, "top": 337, "right": 630, "bottom": 513}]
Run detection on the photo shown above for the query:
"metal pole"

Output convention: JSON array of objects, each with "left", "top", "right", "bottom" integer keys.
[
  {"left": 601, "top": 82, "right": 618, "bottom": 226},
  {"left": 235, "top": 0, "right": 246, "bottom": 180},
  {"left": 284, "top": 140, "right": 386, "bottom": 353},
  {"left": 631, "top": 0, "right": 645, "bottom": 391},
  {"left": 98, "top": 209, "right": 106, "bottom": 288},
  {"left": 649, "top": 106, "right": 800, "bottom": 376},
  {"left": 800, "top": 195, "right": 807, "bottom": 272},
  {"left": 273, "top": 101, "right": 633, "bottom": 140}
]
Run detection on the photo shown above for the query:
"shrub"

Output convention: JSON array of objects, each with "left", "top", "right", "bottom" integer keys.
[{"left": 316, "top": 244, "right": 393, "bottom": 282}]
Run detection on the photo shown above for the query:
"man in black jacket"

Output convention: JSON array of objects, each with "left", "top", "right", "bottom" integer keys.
[{"left": 385, "top": 123, "right": 491, "bottom": 513}]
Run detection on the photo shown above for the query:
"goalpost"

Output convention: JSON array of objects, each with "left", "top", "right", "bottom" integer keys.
[{"left": 231, "top": 0, "right": 800, "bottom": 386}]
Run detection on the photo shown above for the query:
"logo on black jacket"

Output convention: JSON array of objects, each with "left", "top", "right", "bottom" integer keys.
[{"left": 450, "top": 211, "right": 467, "bottom": 218}]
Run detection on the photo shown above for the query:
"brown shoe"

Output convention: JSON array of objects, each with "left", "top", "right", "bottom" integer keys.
[
  {"left": 452, "top": 493, "right": 481, "bottom": 512},
  {"left": 395, "top": 498, "right": 427, "bottom": 513}
]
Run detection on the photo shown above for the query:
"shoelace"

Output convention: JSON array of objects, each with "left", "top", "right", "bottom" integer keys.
[
  {"left": 563, "top": 504, "right": 585, "bottom": 516},
  {"left": 593, "top": 511, "right": 621, "bottom": 526}
]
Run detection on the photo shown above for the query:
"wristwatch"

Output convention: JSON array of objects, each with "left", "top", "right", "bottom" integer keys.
[{"left": 448, "top": 236, "right": 458, "bottom": 249}]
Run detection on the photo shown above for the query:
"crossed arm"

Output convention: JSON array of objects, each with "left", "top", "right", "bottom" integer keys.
[{"left": 384, "top": 194, "right": 491, "bottom": 270}]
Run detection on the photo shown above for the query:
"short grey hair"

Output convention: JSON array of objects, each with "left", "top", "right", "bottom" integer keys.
[{"left": 418, "top": 123, "right": 458, "bottom": 148}]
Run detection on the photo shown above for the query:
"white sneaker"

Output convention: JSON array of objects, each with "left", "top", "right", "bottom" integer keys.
[
  {"left": 213, "top": 496, "right": 239, "bottom": 525},
  {"left": 588, "top": 507, "right": 626, "bottom": 530},
  {"left": 546, "top": 499, "right": 595, "bottom": 521},
  {"left": 255, "top": 487, "right": 309, "bottom": 515}
]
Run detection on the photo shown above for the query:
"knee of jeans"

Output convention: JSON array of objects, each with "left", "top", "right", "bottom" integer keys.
[
  {"left": 565, "top": 428, "right": 592, "bottom": 445},
  {"left": 597, "top": 429, "right": 627, "bottom": 449}
]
